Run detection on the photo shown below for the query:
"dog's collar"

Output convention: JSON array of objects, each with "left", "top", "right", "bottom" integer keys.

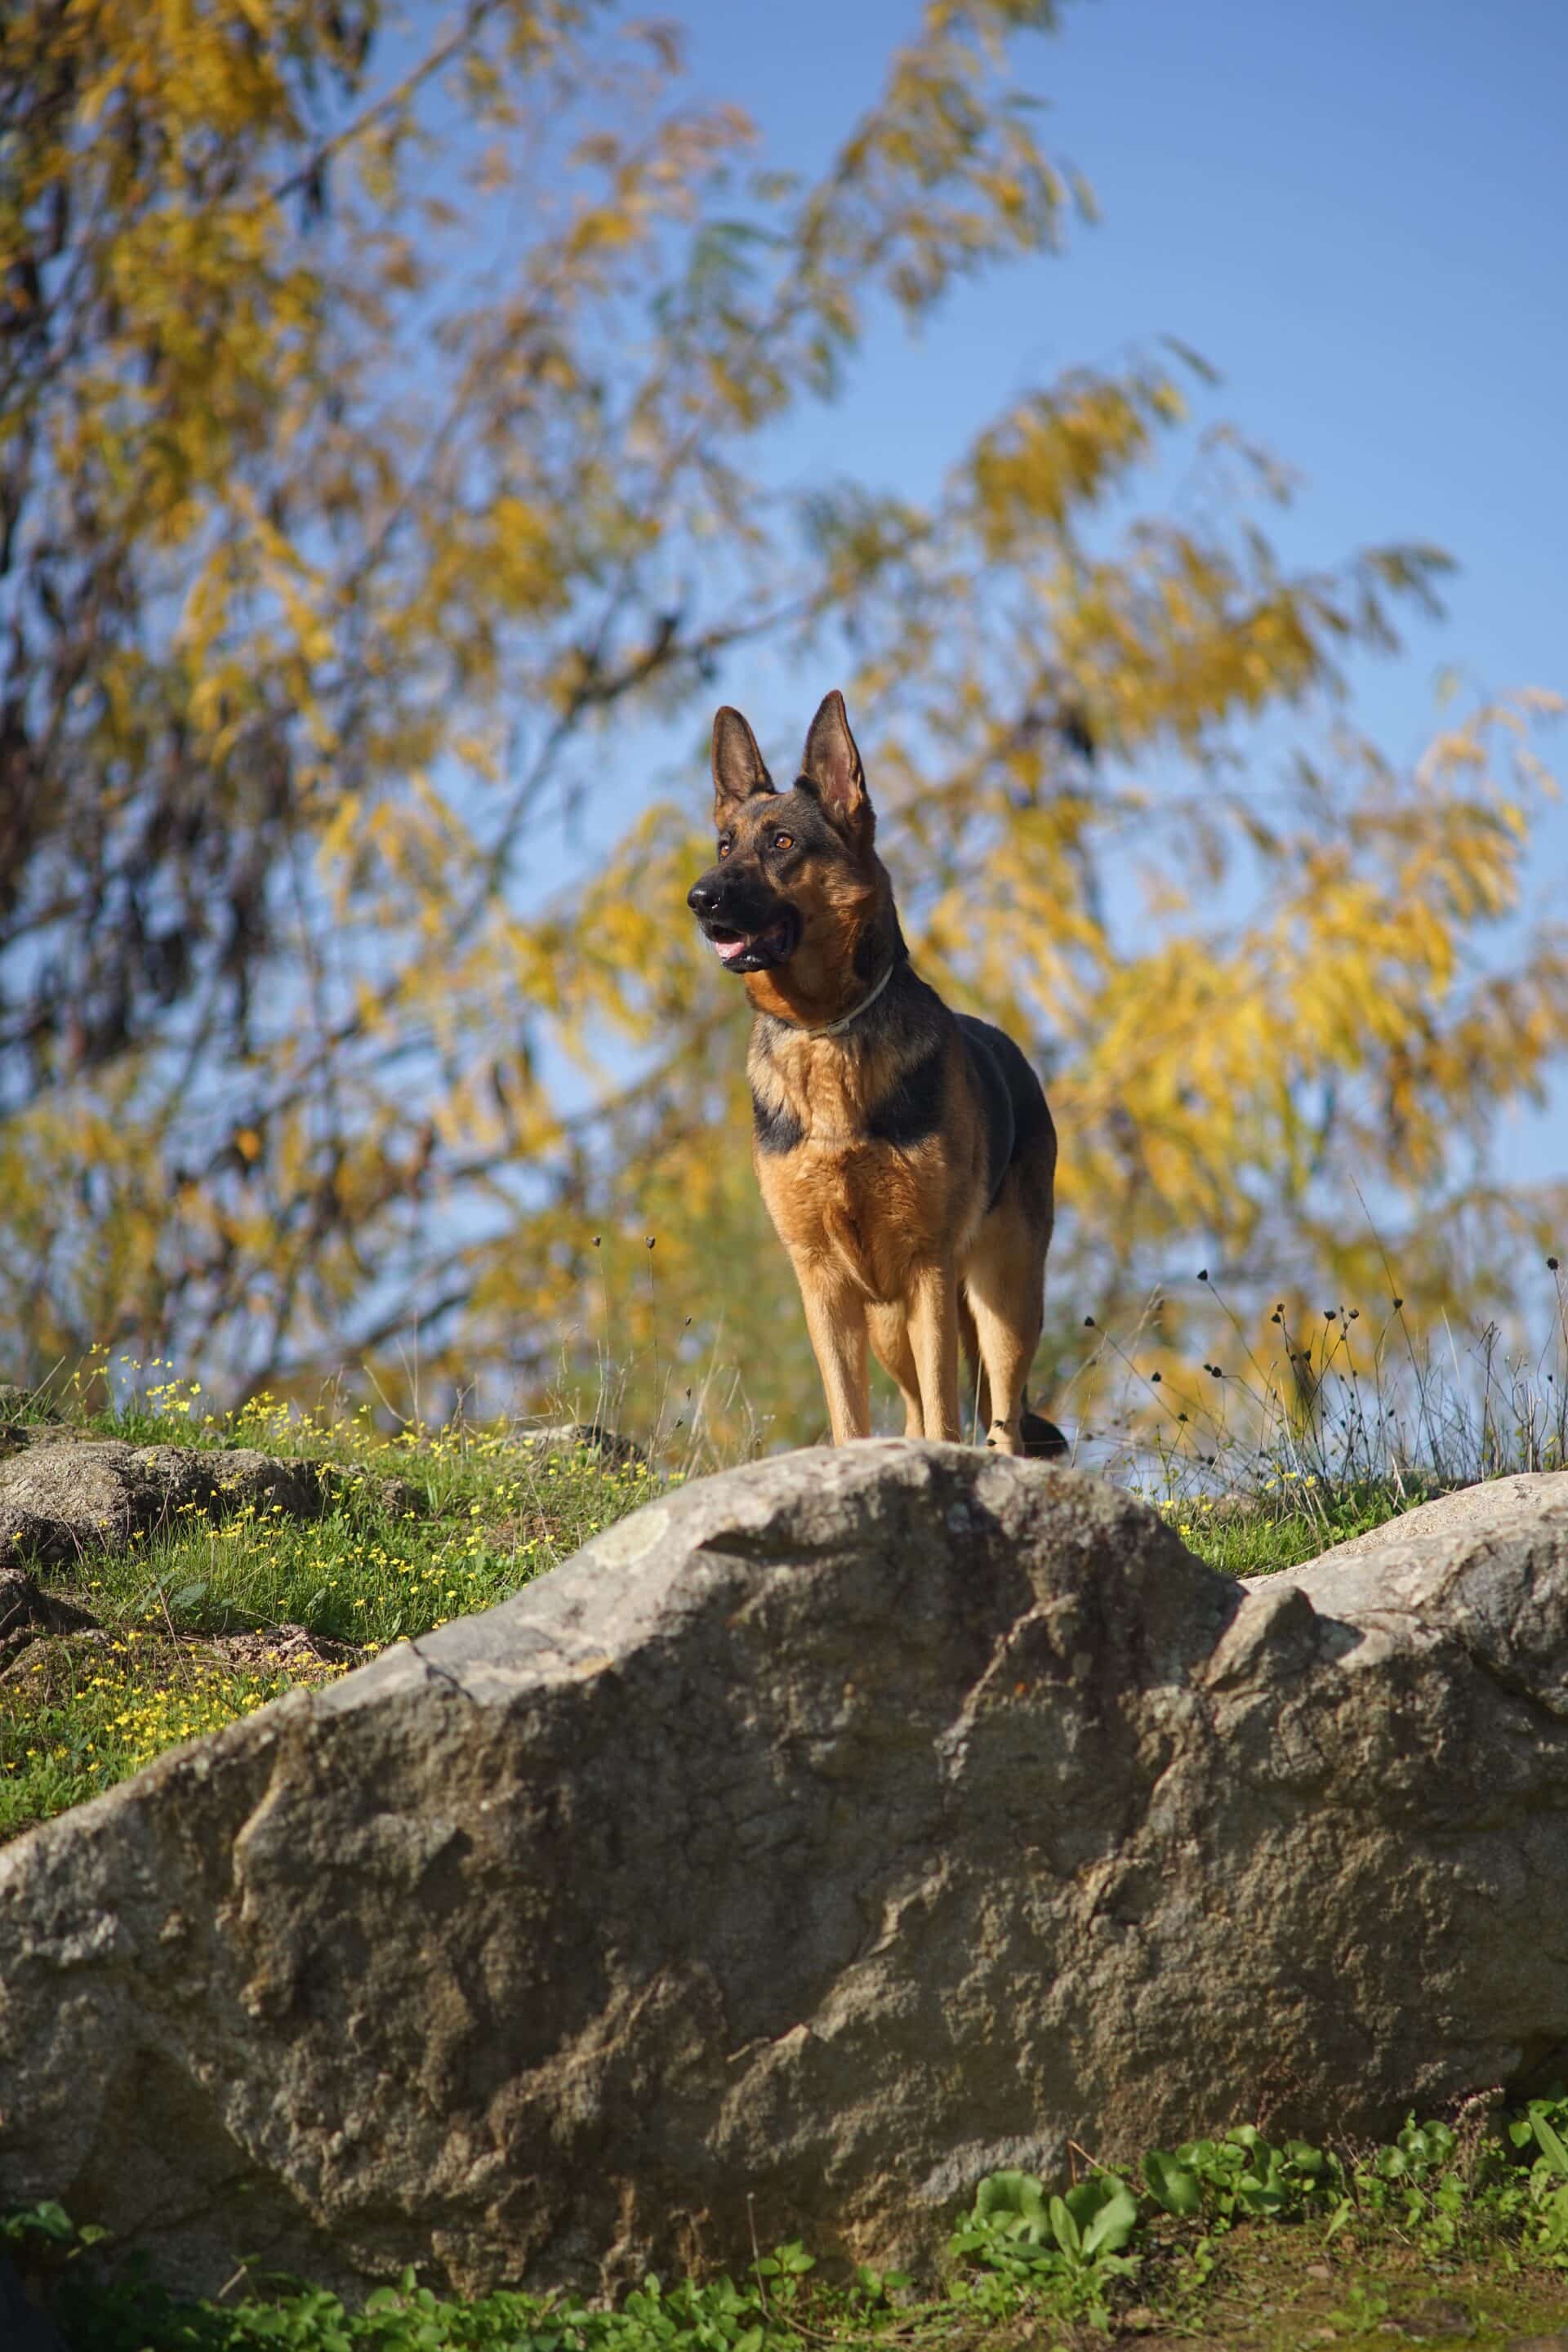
[{"left": 793, "top": 956, "right": 898, "bottom": 1040}]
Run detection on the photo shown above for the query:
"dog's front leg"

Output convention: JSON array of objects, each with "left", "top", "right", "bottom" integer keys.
[
  {"left": 794, "top": 1258, "right": 871, "bottom": 1443},
  {"left": 906, "top": 1261, "right": 962, "bottom": 1442}
]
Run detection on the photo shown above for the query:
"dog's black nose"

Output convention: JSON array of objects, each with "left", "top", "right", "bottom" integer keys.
[{"left": 688, "top": 875, "right": 723, "bottom": 917}]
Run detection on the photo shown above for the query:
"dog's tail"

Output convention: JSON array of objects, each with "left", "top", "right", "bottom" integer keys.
[{"left": 1018, "top": 1394, "right": 1069, "bottom": 1459}]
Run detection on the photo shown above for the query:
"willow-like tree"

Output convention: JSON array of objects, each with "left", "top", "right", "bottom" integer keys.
[{"left": 2, "top": 0, "right": 1562, "bottom": 1441}]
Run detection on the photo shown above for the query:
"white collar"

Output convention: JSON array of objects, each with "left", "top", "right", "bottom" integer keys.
[{"left": 791, "top": 956, "right": 898, "bottom": 1040}]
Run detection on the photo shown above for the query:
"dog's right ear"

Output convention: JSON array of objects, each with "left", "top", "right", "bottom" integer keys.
[
  {"left": 800, "top": 689, "right": 869, "bottom": 830},
  {"left": 711, "top": 706, "right": 775, "bottom": 826}
]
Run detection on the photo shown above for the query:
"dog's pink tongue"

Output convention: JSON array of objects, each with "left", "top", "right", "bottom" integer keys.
[{"left": 713, "top": 935, "right": 748, "bottom": 963}]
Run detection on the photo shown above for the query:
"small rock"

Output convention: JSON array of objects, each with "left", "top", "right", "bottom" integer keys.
[
  {"left": 1401, "top": 2296, "right": 1475, "bottom": 2339},
  {"left": 310, "top": 1465, "right": 429, "bottom": 1521},
  {"left": 0, "top": 1441, "right": 337, "bottom": 1571},
  {"left": 516, "top": 1420, "right": 645, "bottom": 1467},
  {"left": 1306, "top": 2261, "right": 1333, "bottom": 2280},
  {"left": 0, "top": 1381, "right": 59, "bottom": 1419},
  {"left": 203, "top": 1624, "right": 363, "bottom": 1675},
  {"left": 368, "top": 1473, "right": 428, "bottom": 1519},
  {"left": 0, "top": 1424, "right": 60, "bottom": 1458},
  {"left": 0, "top": 1566, "right": 98, "bottom": 1670}
]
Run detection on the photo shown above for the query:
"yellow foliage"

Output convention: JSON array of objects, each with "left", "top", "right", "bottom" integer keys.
[{"left": 1, "top": 0, "right": 1562, "bottom": 1446}]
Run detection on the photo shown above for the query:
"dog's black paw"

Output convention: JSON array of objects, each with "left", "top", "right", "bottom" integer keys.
[{"left": 1018, "top": 1411, "right": 1069, "bottom": 1459}]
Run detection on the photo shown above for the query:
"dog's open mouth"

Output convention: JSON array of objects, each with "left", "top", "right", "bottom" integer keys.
[{"left": 702, "top": 910, "right": 800, "bottom": 973}]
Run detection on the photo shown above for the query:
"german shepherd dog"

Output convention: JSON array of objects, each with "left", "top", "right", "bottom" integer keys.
[{"left": 687, "top": 690, "right": 1067, "bottom": 1456}]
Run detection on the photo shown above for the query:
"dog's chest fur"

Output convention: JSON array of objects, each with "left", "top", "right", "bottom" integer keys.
[{"left": 746, "top": 1014, "right": 979, "bottom": 1299}]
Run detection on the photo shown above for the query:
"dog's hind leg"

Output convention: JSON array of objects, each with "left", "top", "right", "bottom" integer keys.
[
  {"left": 964, "top": 1285, "right": 1036, "bottom": 1454},
  {"left": 962, "top": 1191, "right": 1045, "bottom": 1457},
  {"left": 868, "top": 1303, "right": 924, "bottom": 1437},
  {"left": 957, "top": 1294, "right": 991, "bottom": 1443}
]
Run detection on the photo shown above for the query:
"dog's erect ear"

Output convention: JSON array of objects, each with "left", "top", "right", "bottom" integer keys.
[
  {"left": 800, "top": 689, "right": 869, "bottom": 827},
  {"left": 711, "top": 706, "right": 775, "bottom": 823}
]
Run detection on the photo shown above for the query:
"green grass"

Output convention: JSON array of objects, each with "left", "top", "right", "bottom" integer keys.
[
  {"left": 65, "top": 1426, "right": 657, "bottom": 1648},
  {"left": 0, "top": 1400, "right": 662, "bottom": 1842},
  {"left": 0, "top": 1644, "right": 322, "bottom": 1839},
  {"left": 1145, "top": 1472, "right": 1441, "bottom": 1579},
  {"left": 10, "top": 2105, "right": 1568, "bottom": 2350}
]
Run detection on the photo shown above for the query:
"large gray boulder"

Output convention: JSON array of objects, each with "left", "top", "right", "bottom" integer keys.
[{"left": 2, "top": 1446, "right": 1568, "bottom": 2302}]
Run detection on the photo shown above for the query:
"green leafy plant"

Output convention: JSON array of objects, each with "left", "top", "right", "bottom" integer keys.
[
  {"left": 0, "top": 2198, "right": 107, "bottom": 2252},
  {"left": 1508, "top": 2096, "right": 1568, "bottom": 2263},
  {"left": 1347, "top": 2115, "right": 1472, "bottom": 2253},
  {"left": 1141, "top": 2126, "right": 1337, "bottom": 2227},
  {"left": 949, "top": 2166, "right": 1141, "bottom": 2321}
]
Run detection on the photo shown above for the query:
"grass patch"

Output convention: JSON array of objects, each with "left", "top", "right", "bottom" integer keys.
[
  {"left": 11, "top": 2105, "right": 1568, "bottom": 2350},
  {"left": 0, "top": 1638, "right": 340, "bottom": 1845},
  {"left": 67, "top": 1433, "right": 656, "bottom": 1650},
  {"left": 1147, "top": 1473, "right": 1446, "bottom": 1579},
  {"left": 0, "top": 1405, "right": 663, "bottom": 1840}
]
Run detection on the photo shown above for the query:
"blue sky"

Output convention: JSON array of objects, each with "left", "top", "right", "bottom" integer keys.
[{"left": 655, "top": 0, "right": 1568, "bottom": 1181}]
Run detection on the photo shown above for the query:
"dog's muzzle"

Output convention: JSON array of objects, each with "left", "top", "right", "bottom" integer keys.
[{"left": 687, "top": 873, "right": 800, "bottom": 973}]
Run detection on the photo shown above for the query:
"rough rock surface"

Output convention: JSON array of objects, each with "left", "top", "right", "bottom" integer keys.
[
  {"left": 2, "top": 1447, "right": 1568, "bottom": 2303},
  {"left": 515, "top": 1419, "right": 646, "bottom": 1466},
  {"left": 0, "top": 1568, "right": 99, "bottom": 1670},
  {"left": 0, "top": 1383, "right": 58, "bottom": 1419},
  {"left": 0, "top": 1440, "right": 420, "bottom": 1572}
]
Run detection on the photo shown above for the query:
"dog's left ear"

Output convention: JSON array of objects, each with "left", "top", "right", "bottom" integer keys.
[{"left": 800, "top": 689, "right": 871, "bottom": 829}]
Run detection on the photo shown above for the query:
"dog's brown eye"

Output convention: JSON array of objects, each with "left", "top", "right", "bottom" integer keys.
[
  {"left": 771, "top": 832, "right": 794, "bottom": 853},
  {"left": 718, "top": 837, "right": 732, "bottom": 858}
]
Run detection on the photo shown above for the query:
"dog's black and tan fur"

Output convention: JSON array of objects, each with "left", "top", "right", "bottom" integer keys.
[{"left": 688, "top": 690, "right": 1066, "bottom": 1455}]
